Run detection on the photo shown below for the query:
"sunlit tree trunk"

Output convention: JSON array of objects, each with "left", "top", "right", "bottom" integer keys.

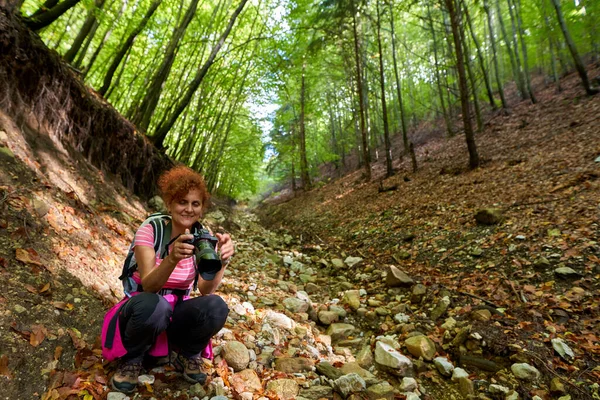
[
  {"left": 495, "top": 0, "right": 523, "bottom": 97},
  {"left": 513, "top": 0, "right": 536, "bottom": 102},
  {"left": 63, "top": 0, "right": 106, "bottom": 63},
  {"left": 376, "top": 0, "right": 393, "bottom": 177},
  {"left": 389, "top": 0, "right": 408, "bottom": 154},
  {"left": 549, "top": 0, "right": 598, "bottom": 95},
  {"left": 483, "top": 0, "right": 508, "bottom": 109},
  {"left": 445, "top": 0, "right": 480, "bottom": 168}
]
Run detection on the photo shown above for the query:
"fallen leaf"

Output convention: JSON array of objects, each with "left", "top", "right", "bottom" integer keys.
[
  {"left": 30, "top": 324, "right": 47, "bottom": 347},
  {"left": 0, "top": 354, "right": 12, "bottom": 379},
  {"left": 39, "top": 283, "right": 51, "bottom": 294},
  {"left": 54, "top": 346, "right": 63, "bottom": 361},
  {"left": 52, "top": 302, "right": 74, "bottom": 311},
  {"left": 15, "top": 248, "right": 43, "bottom": 266},
  {"left": 68, "top": 329, "right": 86, "bottom": 350}
]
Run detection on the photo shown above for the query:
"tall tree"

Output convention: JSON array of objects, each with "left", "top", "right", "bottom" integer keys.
[
  {"left": 388, "top": 0, "right": 408, "bottom": 154},
  {"left": 445, "top": 0, "right": 480, "bottom": 168},
  {"left": 483, "top": 0, "right": 508, "bottom": 109},
  {"left": 63, "top": 0, "right": 106, "bottom": 63},
  {"left": 549, "top": 0, "right": 598, "bottom": 95},
  {"left": 23, "top": 0, "right": 82, "bottom": 31},
  {"left": 376, "top": 0, "right": 393, "bottom": 177}
]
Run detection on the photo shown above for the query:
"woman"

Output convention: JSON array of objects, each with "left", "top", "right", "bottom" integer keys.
[{"left": 102, "top": 166, "right": 233, "bottom": 393}]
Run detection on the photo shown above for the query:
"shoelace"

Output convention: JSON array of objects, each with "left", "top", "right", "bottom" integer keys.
[
  {"left": 185, "top": 356, "right": 202, "bottom": 372},
  {"left": 119, "top": 361, "right": 142, "bottom": 378}
]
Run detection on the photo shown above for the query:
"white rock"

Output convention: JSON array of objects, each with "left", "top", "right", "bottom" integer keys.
[
  {"left": 374, "top": 341, "right": 412, "bottom": 374},
  {"left": 451, "top": 367, "right": 469, "bottom": 381},
  {"left": 263, "top": 311, "right": 295, "bottom": 331},
  {"left": 433, "top": 357, "right": 454, "bottom": 377},
  {"left": 137, "top": 374, "right": 155, "bottom": 385},
  {"left": 399, "top": 377, "right": 418, "bottom": 392}
]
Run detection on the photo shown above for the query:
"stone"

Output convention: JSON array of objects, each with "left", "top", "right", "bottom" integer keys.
[
  {"left": 340, "top": 362, "right": 377, "bottom": 385},
  {"left": 305, "top": 283, "right": 319, "bottom": 294},
  {"left": 274, "top": 357, "right": 314, "bottom": 373},
  {"left": 366, "top": 381, "right": 395, "bottom": 400},
  {"left": 475, "top": 208, "right": 504, "bottom": 225},
  {"left": 266, "top": 379, "right": 299, "bottom": 400},
  {"left": 430, "top": 296, "right": 451, "bottom": 321},
  {"left": 489, "top": 384, "right": 510, "bottom": 395},
  {"left": 551, "top": 338, "right": 574, "bottom": 361},
  {"left": 433, "top": 357, "right": 454, "bottom": 377},
  {"left": 318, "top": 311, "right": 339, "bottom": 325},
  {"left": 283, "top": 297, "right": 309, "bottom": 313},
  {"left": 374, "top": 341, "right": 413, "bottom": 375},
  {"left": 470, "top": 309, "right": 492, "bottom": 321},
  {"left": 329, "top": 305, "right": 347, "bottom": 318},
  {"left": 230, "top": 369, "right": 262, "bottom": 393},
  {"left": 550, "top": 378, "right": 566, "bottom": 394},
  {"left": 316, "top": 362, "right": 343, "bottom": 380},
  {"left": 137, "top": 374, "right": 155, "bottom": 385},
  {"left": 511, "top": 363, "right": 540, "bottom": 381},
  {"left": 342, "top": 290, "right": 361, "bottom": 310},
  {"left": 399, "top": 377, "right": 418, "bottom": 392},
  {"left": 33, "top": 198, "right": 50, "bottom": 217},
  {"left": 332, "top": 258, "right": 345, "bottom": 269},
  {"left": 356, "top": 346, "right": 374, "bottom": 369},
  {"left": 263, "top": 311, "right": 295, "bottom": 331},
  {"left": 14, "top": 305, "right": 27, "bottom": 314},
  {"left": 299, "top": 385, "right": 334, "bottom": 399},
  {"left": 441, "top": 317, "right": 457, "bottom": 331},
  {"left": 451, "top": 367, "right": 469, "bottom": 381},
  {"left": 106, "top": 393, "right": 129, "bottom": 400},
  {"left": 386, "top": 265, "right": 414, "bottom": 287},
  {"left": 148, "top": 196, "right": 166, "bottom": 212},
  {"left": 404, "top": 335, "right": 436, "bottom": 361},
  {"left": 223, "top": 341, "right": 250, "bottom": 372},
  {"left": 326, "top": 323, "right": 356, "bottom": 342},
  {"left": 411, "top": 284, "right": 427, "bottom": 303},
  {"left": 189, "top": 382, "right": 207, "bottom": 397},
  {"left": 457, "top": 377, "right": 474, "bottom": 397},
  {"left": 533, "top": 257, "right": 551, "bottom": 269},
  {"left": 334, "top": 373, "right": 366, "bottom": 397},
  {"left": 344, "top": 256, "right": 363, "bottom": 267},
  {"left": 554, "top": 267, "right": 580, "bottom": 277}
]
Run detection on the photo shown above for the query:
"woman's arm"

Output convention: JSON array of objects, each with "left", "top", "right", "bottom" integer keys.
[
  {"left": 136, "top": 229, "right": 195, "bottom": 293},
  {"left": 197, "top": 233, "right": 234, "bottom": 295}
]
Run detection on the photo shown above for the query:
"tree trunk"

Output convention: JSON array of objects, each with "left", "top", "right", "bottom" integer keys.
[
  {"left": 445, "top": 0, "right": 480, "bottom": 168},
  {"left": 513, "top": 0, "right": 536, "bottom": 102},
  {"left": 73, "top": 19, "right": 99, "bottom": 68},
  {"left": 549, "top": 0, "right": 598, "bottom": 95},
  {"left": 464, "top": 3, "right": 496, "bottom": 109},
  {"left": 151, "top": 0, "right": 249, "bottom": 146},
  {"left": 131, "top": 0, "right": 201, "bottom": 132},
  {"left": 98, "top": 0, "right": 161, "bottom": 96},
  {"left": 483, "top": 0, "right": 508, "bottom": 109},
  {"left": 299, "top": 62, "right": 311, "bottom": 190},
  {"left": 82, "top": 20, "right": 114, "bottom": 76},
  {"left": 505, "top": 0, "right": 529, "bottom": 100},
  {"left": 24, "top": 0, "right": 82, "bottom": 31},
  {"left": 377, "top": 0, "right": 393, "bottom": 177},
  {"left": 428, "top": 4, "right": 454, "bottom": 137},
  {"left": 389, "top": 0, "right": 408, "bottom": 154},
  {"left": 352, "top": 7, "right": 371, "bottom": 181},
  {"left": 495, "top": 0, "right": 523, "bottom": 97},
  {"left": 63, "top": 0, "right": 106, "bottom": 63}
]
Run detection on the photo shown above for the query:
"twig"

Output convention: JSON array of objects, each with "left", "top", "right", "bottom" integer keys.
[
  {"left": 502, "top": 272, "right": 525, "bottom": 304},
  {"left": 527, "top": 352, "right": 593, "bottom": 399},
  {"left": 442, "top": 285, "right": 501, "bottom": 309}
]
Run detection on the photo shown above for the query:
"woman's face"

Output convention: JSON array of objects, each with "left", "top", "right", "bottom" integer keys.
[{"left": 169, "top": 189, "right": 203, "bottom": 230}]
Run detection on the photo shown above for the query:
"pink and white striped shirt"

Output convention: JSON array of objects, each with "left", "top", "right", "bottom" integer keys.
[{"left": 131, "top": 224, "right": 196, "bottom": 290}]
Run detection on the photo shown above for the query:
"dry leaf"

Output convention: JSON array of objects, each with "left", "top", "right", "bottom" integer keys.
[
  {"left": 30, "top": 324, "right": 47, "bottom": 347},
  {"left": 0, "top": 354, "right": 12, "bottom": 379},
  {"left": 39, "top": 283, "right": 51, "bottom": 294},
  {"left": 52, "top": 301, "right": 74, "bottom": 311},
  {"left": 15, "top": 248, "right": 43, "bottom": 266},
  {"left": 54, "top": 346, "right": 63, "bottom": 361}
]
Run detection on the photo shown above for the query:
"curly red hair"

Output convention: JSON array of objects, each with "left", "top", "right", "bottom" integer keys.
[{"left": 158, "top": 166, "right": 210, "bottom": 207}]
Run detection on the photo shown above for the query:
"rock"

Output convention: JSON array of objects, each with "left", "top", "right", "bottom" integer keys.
[
  {"left": 457, "top": 377, "right": 474, "bottom": 398},
  {"left": 475, "top": 208, "right": 504, "bottom": 225},
  {"left": 223, "top": 341, "right": 250, "bottom": 372},
  {"left": 138, "top": 374, "right": 155, "bottom": 385},
  {"left": 299, "top": 385, "right": 334, "bottom": 399},
  {"left": 344, "top": 257, "right": 363, "bottom": 267},
  {"left": 399, "top": 377, "right": 418, "bottom": 392},
  {"left": 374, "top": 341, "right": 413, "bottom": 375},
  {"left": 189, "top": 383, "right": 207, "bottom": 397},
  {"left": 274, "top": 357, "right": 314, "bottom": 373},
  {"left": 489, "top": 384, "right": 510, "bottom": 395},
  {"left": 318, "top": 311, "right": 339, "bottom": 325},
  {"left": 550, "top": 377, "right": 566, "bottom": 394},
  {"left": 433, "top": 357, "right": 454, "bottom": 377},
  {"left": 366, "top": 381, "right": 395, "bottom": 400},
  {"left": 14, "top": 305, "right": 27, "bottom": 314},
  {"left": 551, "top": 338, "right": 574, "bottom": 361},
  {"left": 386, "top": 265, "right": 414, "bottom": 287},
  {"left": 441, "top": 317, "right": 457, "bottom": 331},
  {"left": 329, "top": 305, "right": 347, "bottom": 318},
  {"left": 266, "top": 379, "right": 299, "bottom": 400},
  {"left": 106, "top": 393, "right": 129, "bottom": 400},
  {"left": 404, "top": 335, "right": 436, "bottom": 361},
  {"left": 340, "top": 362, "right": 377, "bottom": 385},
  {"left": 316, "top": 362, "right": 343, "bottom": 380},
  {"left": 261, "top": 324, "right": 280, "bottom": 345},
  {"left": 305, "top": 283, "right": 319, "bottom": 294},
  {"left": 33, "top": 198, "right": 50, "bottom": 217},
  {"left": 356, "top": 346, "right": 373, "bottom": 369},
  {"left": 469, "top": 247, "right": 484, "bottom": 257},
  {"left": 554, "top": 267, "right": 580, "bottom": 277},
  {"left": 430, "top": 296, "right": 450, "bottom": 321},
  {"left": 334, "top": 373, "right": 366, "bottom": 397},
  {"left": 148, "top": 196, "right": 166, "bottom": 212},
  {"left": 342, "top": 290, "right": 361, "bottom": 310},
  {"left": 283, "top": 297, "right": 309, "bottom": 313},
  {"left": 451, "top": 367, "right": 469, "bottom": 381},
  {"left": 533, "top": 257, "right": 551, "bottom": 269},
  {"left": 411, "top": 284, "right": 427, "bottom": 303},
  {"left": 263, "top": 311, "right": 295, "bottom": 330},
  {"left": 470, "top": 309, "right": 492, "bottom": 321},
  {"left": 332, "top": 258, "right": 345, "bottom": 269},
  {"left": 230, "top": 369, "right": 262, "bottom": 393},
  {"left": 511, "top": 363, "right": 540, "bottom": 381},
  {"left": 326, "top": 323, "right": 356, "bottom": 342},
  {"left": 205, "top": 209, "right": 225, "bottom": 223}
]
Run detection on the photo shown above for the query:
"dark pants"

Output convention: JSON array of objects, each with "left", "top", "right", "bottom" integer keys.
[{"left": 119, "top": 292, "right": 229, "bottom": 360}]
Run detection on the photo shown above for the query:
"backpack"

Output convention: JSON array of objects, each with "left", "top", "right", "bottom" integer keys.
[{"left": 119, "top": 213, "right": 202, "bottom": 296}]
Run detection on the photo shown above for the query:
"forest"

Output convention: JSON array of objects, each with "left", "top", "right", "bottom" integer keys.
[
  {"left": 0, "top": 0, "right": 599, "bottom": 398},
  {"left": 6, "top": 0, "right": 599, "bottom": 197}
]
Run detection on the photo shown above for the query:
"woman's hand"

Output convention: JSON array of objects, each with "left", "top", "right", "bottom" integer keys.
[
  {"left": 216, "top": 233, "right": 234, "bottom": 262},
  {"left": 170, "top": 229, "right": 196, "bottom": 261}
]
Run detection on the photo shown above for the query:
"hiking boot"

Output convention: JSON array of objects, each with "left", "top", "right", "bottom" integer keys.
[
  {"left": 174, "top": 353, "right": 209, "bottom": 384},
  {"left": 110, "top": 356, "right": 143, "bottom": 393}
]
